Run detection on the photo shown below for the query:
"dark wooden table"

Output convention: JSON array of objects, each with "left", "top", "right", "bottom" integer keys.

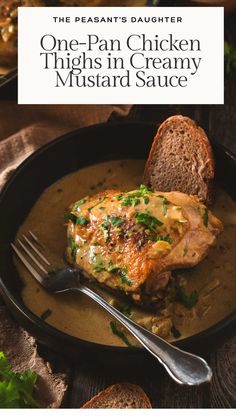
[{"left": 0, "top": 4, "right": 236, "bottom": 409}]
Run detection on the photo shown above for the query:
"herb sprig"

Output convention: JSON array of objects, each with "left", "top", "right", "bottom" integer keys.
[
  {"left": 64, "top": 213, "right": 89, "bottom": 226},
  {"left": 134, "top": 212, "right": 163, "bottom": 232},
  {"left": 116, "top": 184, "right": 152, "bottom": 207},
  {"left": 0, "top": 352, "right": 41, "bottom": 408},
  {"left": 176, "top": 286, "right": 198, "bottom": 309},
  {"left": 100, "top": 215, "right": 124, "bottom": 243},
  {"left": 90, "top": 252, "right": 132, "bottom": 287}
]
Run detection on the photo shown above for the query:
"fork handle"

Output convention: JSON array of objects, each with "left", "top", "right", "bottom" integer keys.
[{"left": 77, "top": 283, "right": 212, "bottom": 386}]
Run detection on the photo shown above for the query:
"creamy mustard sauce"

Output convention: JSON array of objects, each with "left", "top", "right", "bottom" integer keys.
[{"left": 15, "top": 160, "right": 236, "bottom": 347}]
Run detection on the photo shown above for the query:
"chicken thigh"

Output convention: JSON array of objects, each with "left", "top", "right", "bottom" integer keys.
[{"left": 65, "top": 185, "right": 223, "bottom": 305}]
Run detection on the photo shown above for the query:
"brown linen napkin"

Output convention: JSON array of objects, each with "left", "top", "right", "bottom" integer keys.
[
  {"left": 0, "top": 103, "right": 131, "bottom": 187},
  {"left": 0, "top": 306, "right": 68, "bottom": 408}
]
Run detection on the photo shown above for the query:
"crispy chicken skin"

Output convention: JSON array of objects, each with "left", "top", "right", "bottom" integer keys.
[{"left": 65, "top": 186, "right": 223, "bottom": 305}]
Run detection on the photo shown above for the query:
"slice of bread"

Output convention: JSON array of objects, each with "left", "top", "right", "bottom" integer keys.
[
  {"left": 144, "top": 115, "right": 215, "bottom": 204},
  {"left": 82, "top": 383, "right": 152, "bottom": 409}
]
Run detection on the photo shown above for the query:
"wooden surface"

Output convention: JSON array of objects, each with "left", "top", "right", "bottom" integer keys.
[{"left": 0, "top": 4, "right": 236, "bottom": 410}]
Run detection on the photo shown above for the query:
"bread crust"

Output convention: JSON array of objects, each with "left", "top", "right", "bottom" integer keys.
[
  {"left": 82, "top": 383, "right": 152, "bottom": 409},
  {"left": 144, "top": 115, "right": 215, "bottom": 204}
]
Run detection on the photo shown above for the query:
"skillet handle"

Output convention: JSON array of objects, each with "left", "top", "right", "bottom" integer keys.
[{"left": 77, "top": 283, "right": 212, "bottom": 386}]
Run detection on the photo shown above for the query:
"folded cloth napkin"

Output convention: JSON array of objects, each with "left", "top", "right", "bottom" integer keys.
[{"left": 0, "top": 103, "right": 131, "bottom": 188}]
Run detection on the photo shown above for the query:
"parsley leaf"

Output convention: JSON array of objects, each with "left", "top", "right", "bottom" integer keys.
[
  {"left": 72, "top": 198, "right": 87, "bottom": 211},
  {"left": 88, "top": 196, "right": 106, "bottom": 211},
  {"left": 199, "top": 207, "right": 209, "bottom": 227},
  {"left": 119, "top": 269, "right": 132, "bottom": 286},
  {"left": 92, "top": 254, "right": 106, "bottom": 273},
  {"left": 122, "top": 306, "right": 132, "bottom": 318},
  {"left": 64, "top": 213, "right": 77, "bottom": 223},
  {"left": 76, "top": 216, "right": 89, "bottom": 226},
  {"left": 64, "top": 213, "right": 89, "bottom": 226},
  {"left": 171, "top": 325, "right": 181, "bottom": 339},
  {"left": 107, "top": 262, "right": 132, "bottom": 286},
  {"left": 69, "top": 237, "right": 78, "bottom": 259},
  {"left": 109, "top": 216, "right": 124, "bottom": 227},
  {"left": 110, "top": 322, "right": 133, "bottom": 347},
  {"left": 100, "top": 220, "right": 110, "bottom": 243},
  {"left": 100, "top": 215, "right": 124, "bottom": 242},
  {"left": 176, "top": 286, "right": 198, "bottom": 309},
  {"left": 116, "top": 184, "right": 152, "bottom": 207},
  {"left": 203, "top": 208, "right": 209, "bottom": 227},
  {"left": 0, "top": 352, "right": 41, "bottom": 408},
  {"left": 135, "top": 212, "right": 163, "bottom": 232},
  {"left": 41, "top": 309, "right": 52, "bottom": 321}
]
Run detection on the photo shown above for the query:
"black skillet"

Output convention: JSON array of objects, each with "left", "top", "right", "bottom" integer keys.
[{"left": 0, "top": 122, "right": 235, "bottom": 364}]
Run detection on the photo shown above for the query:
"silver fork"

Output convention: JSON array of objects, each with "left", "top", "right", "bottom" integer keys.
[{"left": 12, "top": 232, "right": 212, "bottom": 386}]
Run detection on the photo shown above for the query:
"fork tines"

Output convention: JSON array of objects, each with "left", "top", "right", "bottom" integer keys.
[{"left": 11, "top": 232, "right": 51, "bottom": 284}]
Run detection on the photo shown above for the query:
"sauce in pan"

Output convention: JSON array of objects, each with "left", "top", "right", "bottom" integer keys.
[{"left": 15, "top": 160, "right": 236, "bottom": 347}]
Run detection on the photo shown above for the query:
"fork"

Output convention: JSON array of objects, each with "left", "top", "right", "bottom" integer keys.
[{"left": 11, "top": 231, "right": 212, "bottom": 386}]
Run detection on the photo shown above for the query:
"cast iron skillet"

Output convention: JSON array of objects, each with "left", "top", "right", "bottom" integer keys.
[{"left": 0, "top": 122, "right": 236, "bottom": 363}]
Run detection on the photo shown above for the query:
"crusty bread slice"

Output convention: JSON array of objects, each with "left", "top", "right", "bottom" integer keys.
[
  {"left": 82, "top": 383, "right": 152, "bottom": 409},
  {"left": 144, "top": 115, "right": 215, "bottom": 204}
]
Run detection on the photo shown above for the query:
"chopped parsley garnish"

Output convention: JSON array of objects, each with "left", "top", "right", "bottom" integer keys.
[
  {"left": 92, "top": 254, "right": 106, "bottom": 273},
  {"left": 100, "top": 220, "right": 109, "bottom": 242},
  {"left": 110, "top": 322, "right": 133, "bottom": 347},
  {"left": 72, "top": 198, "right": 87, "bottom": 211},
  {"left": 116, "top": 285, "right": 124, "bottom": 291},
  {"left": 100, "top": 215, "right": 124, "bottom": 242},
  {"left": 199, "top": 207, "right": 209, "bottom": 227},
  {"left": 99, "top": 207, "right": 105, "bottom": 211},
  {"left": 90, "top": 179, "right": 106, "bottom": 190},
  {"left": 64, "top": 213, "right": 89, "bottom": 226},
  {"left": 76, "top": 216, "right": 89, "bottom": 226},
  {"left": 119, "top": 269, "right": 132, "bottom": 286},
  {"left": 120, "top": 195, "right": 141, "bottom": 207},
  {"left": 109, "top": 216, "right": 124, "bottom": 227},
  {"left": 157, "top": 195, "right": 170, "bottom": 215},
  {"left": 203, "top": 208, "right": 209, "bottom": 227},
  {"left": 0, "top": 352, "right": 41, "bottom": 408},
  {"left": 171, "top": 325, "right": 181, "bottom": 339},
  {"left": 91, "top": 257, "right": 132, "bottom": 287},
  {"left": 139, "top": 184, "right": 152, "bottom": 194},
  {"left": 134, "top": 212, "right": 163, "bottom": 232},
  {"left": 41, "top": 309, "right": 52, "bottom": 321},
  {"left": 162, "top": 198, "right": 170, "bottom": 216},
  {"left": 176, "top": 286, "right": 198, "bottom": 309},
  {"left": 116, "top": 184, "right": 152, "bottom": 207},
  {"left": 122, "top": 305, "right": 132, "bottom": 318},
  {"left": 107, "top": 262, "right": 132, "bottom": 286},
  {"left": 88, "top": 196, "right": 106, "bottom": 211},
  {"left": 64, "top": 213, "right": 77, "bottom": 223},
  {"left": 69, "top": 237, "right": 78, "bottom": 259}
]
